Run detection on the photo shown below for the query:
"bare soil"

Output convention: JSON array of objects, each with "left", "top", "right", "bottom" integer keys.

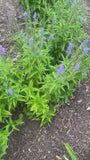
[{"left": 0, "top": 0, "right": 90, "bottom": 160}]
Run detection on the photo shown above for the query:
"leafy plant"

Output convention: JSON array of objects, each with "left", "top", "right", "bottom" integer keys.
[
  {"left": 0, "top": 0, "right": 90, "bottom": 158},
  {"left": 5, "top": 0, "right": 89, "bottom": 126},
  {"left": 1, "top": 0, "right": 89, "bottom": 126},
  {"left": 20, "top": 0, "right": 56, "bottom": 17},
  {"left": 0, "top": 114, "right": 23, "bottom": 159},
  {"left": 21, "top": 0, "right": 87, "bottom": 64}
]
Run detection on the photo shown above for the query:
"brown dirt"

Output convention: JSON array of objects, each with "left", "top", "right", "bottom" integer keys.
[{"left": 0, "top": 0, "right": 90, "bottom": 160}]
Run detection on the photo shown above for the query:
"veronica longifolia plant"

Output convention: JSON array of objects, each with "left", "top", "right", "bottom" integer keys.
[{"left": 0, "top": 0, "right": 90, "bottom": 158}]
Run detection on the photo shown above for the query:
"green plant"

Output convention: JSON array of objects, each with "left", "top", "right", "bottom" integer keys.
[
  {"left": 21, "top": 0, "right": 87, "bottom": 64},
  {"left": 0, "top": 0, "right": 90, "bottom": 158},
  {"left": 63, "top": 143, "right": 79, "bottom": 160},
  {"left": 0, "top": 114, "right": 23, "bottom": 159},
  {"left": 4, "top": 0, "right": 89, "bottom": 126},
  {"left": 1, "top": 0, "right": 89, "bottom": 126},
  {"left": 20, "top": 0, "right": 56, "bottom": 18}
]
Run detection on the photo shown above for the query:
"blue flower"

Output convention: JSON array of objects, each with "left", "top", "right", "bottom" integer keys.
[
  {"left": 79, "top": 16, "right": 83, "bottom": 23},
  {"left": 84, "top": 7, "right": 87, "bottom": 10},
  {"left": 74, "top": 63, "right": 80, "bottom": 70},
  {"left": 40, "top": 29, "right": 44, "bottom": 33},
  {"left": 38, "top": 51, "right": 41, "bottom": 56},
  {"left": 67, "top": 40, "right": 73, "bottom": 53},
  {"left": 57, "top": 63, "right": 65, "bottom": 76},
  {"left": 3, "top": 83, "right": 7, "bottom": 87},
  {"left": 66, "top": 0, "right": 69, "bottom": 3},
  {"left": 73, "top": 0, "right": 76, "bottom": 7},
  {"left": 70, "top": 55, "right": 74, "bottom": 59},
  {"left": 7, "top": 11, "right": 11, "bottom": 15},
  {"left": 0, "top": 45, "right": 4, "bottom": 55},
  {"left": 82, "top": 38, "right": 89, "bottom": 47},
  {"left": 41, "top": 36, "right": 46, "bottom": 40},
  {"left": 23, "top": 12, "right": 28, "bottom": 17},
  {"left": 17, "top": 25, "right": 19, "bottom": 29},
  {"left": 33, "top": 12, "right": 37, "bottom": 19},
  {"left": 29, "top": 38, "right": 33, "bottom": 44},
  {"left": 84, "top": 48, "right": 89, "bottom": 54},
  {"left": 22, "top": 32, "right": 26, "bottom": 36},
  {"left": 49, "top": 34, "right": 54, "bottom": 39},
  {"left": 52, "top": 18, "right": 56, "bottom": 22},
  {"left": 83, "top": 72, "right": 87, "bottom": 76},
  {"left": 8, "top": 89, "right": 13, "bottom": 95}
]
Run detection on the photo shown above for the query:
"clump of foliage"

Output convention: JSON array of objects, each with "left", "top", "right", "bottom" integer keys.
[
  {"left": 0, "top": 0, "right": 90, "bottom": 159},
  {"left": 20, "top": 0, "right": 55, "bottom": 18}
]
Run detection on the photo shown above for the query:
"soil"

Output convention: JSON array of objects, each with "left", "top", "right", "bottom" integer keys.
[{"left": 0, "top": 0, "right": 90, "bottom": 160}]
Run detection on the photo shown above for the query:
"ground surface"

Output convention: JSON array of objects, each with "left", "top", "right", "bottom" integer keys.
[{"left": 0, "top": 0, "right": 90, "bottom": 160}]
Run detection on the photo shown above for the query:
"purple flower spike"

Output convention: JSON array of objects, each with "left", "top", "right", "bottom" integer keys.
[
  {"left": 82, "top": 38, "right": 89, "bottom": 47},
  {"left": 79, "top": 16, "right": 83, "bottom": 23},
  {"left": 74, "top": 63, "right": 80, "bottom": 70},
  {"left": 22, "top": 32, "right": 26, "bottom": 36},
  {"left": 23, "top": 12, "right": 28, "bottom": 17},
  {"left": 84, "top": 48, "right": 89, "bottom": 54},
  {"left": 8, "top": 89, "right": 13, "bottom": 95},
  {"left": 67, "top": 40, "right": 73, "bottom": 53},
  {"left": 83, "top": 72, "right": 87, "bottom": 76},
  {"left": 0, "top": 45, "right": 4, "bottom": 55},
  {"left": 84, "top": 7, "right": 87, "bottom": 10},
  {"left": 17, "top": 25, "right": 19, "bottom": 29},
  {"left": 73, "top": 0, "right": 76, "bottom": 7},
  {"left": 7, "top": 11, "right": 11, "bottom": 15},
  {"left": 38, "top": 51, "right": 41, "bottom": 56},
  {"left": 3, "top": 83, "right": 7, "bottom": 87},
  {"left": 66, "top": 0, "right": 69, "bottom": 3},
  {"left": 70, "top": 55, "right": 74, "bottom": 59},
  {"left": 58, "top": 63, "right": 65, "bottom": 76},
  {"left": 29, "top": 38, "right": 33, "bottom": 44},
  {"left": 33, "top": 12, "right": 37, "bottom": 19},
  {"left": 41, "top": 36, "right": 46, "bottom": 40},
  {"left": 52, "top": 18, "right": 56, "bottom": 22},
  {"left": 49, "top": 34, "right": 54, "bottom": 39},
  {"left": 40, "top": 29, "right": 44, "bottom": 33}
]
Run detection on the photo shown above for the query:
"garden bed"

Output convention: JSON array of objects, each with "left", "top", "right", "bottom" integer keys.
[{"left": 0, "top": 0, "right": 90, "bottom": 160}]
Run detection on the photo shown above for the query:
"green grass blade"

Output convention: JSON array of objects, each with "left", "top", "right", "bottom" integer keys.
[{"left": 63, "top": 143, "right": 79, "bottom": 160}]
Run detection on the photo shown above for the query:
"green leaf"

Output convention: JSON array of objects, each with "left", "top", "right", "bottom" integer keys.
[
  {"left": 63, "top": 143, "right": 79, "bottom": 160},
  {"left": 2, "top": 109, "right": 11, "bottom": 117},
  {"left": 63, "top": 155, "right": 69, "bottom": 160}
]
